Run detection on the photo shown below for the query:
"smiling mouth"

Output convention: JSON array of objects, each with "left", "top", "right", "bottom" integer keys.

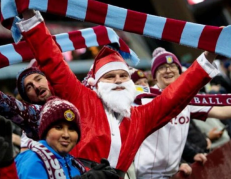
[
  {"left": 164, "top": 76, "right": 174, "bottom": 79},
  {"left": 60, "top": 141, "right": 70, "bottom": 146}
]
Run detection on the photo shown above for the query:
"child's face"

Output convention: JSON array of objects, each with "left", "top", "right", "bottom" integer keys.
[{"left": 46, "top": 121, "right": 78, "bottom": 155}]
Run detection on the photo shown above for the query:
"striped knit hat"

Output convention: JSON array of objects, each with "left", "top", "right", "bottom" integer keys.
[
  {"left": 39, "top": 96, "right": 81, "bottom": 143},
  {"left": 151, "top": 47, "right": 182, "bottom": 78}
]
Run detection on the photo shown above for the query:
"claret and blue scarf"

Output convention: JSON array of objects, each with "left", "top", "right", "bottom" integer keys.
[
  {"left": 1, "top": 0, "right": 231, "bottom": 106},
  {"left": 1, "top": 0, "right": 231, "bottom": 59},
  {"left": 135, "top": 86, "right": 231, "bottom": 106}
]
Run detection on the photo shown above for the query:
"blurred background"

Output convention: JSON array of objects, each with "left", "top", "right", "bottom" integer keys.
[{"left": 1, "top": 0, "right": 231, "bottom": 94}]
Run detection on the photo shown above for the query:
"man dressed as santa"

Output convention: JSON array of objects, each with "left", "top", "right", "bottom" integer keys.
[{"left": 17, "top": 9, "right": 219, "bottom": 178}]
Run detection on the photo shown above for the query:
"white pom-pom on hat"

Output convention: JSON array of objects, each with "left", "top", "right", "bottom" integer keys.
[
  {"left": 87, "top": 77, "right": 96, "bottom": 86},
  {"left": 152, "top": 47, "right": 166, "bottom": 58}
]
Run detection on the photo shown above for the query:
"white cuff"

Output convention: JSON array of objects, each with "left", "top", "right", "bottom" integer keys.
[
  {"left": 20, "top": 131, "right": 31, "bottom": 148},
  {"left": 16, "top": 11, "right": 44, "bottom": 33},
  {"left": 196, "top": 53, "right": 220, "bottom": 78}
]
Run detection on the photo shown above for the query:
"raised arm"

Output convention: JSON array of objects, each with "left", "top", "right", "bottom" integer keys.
[
  {"left": 134, "top": 51, "right": 219, "bottom": 138},
  {"left": 208, "top": 106, "right": 231, "bottom": 120},
  {"left": 17, "top": 10, "right": 88, "bottom": 105}
]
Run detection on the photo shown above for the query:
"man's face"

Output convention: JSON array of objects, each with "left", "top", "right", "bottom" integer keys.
[
  {"left": 24, "top": 74, "right": 51, "bottom": 104},
  {"left": 97, "top": 70, "right": 136, "bottom": 118},
  {"left": 155, "top": 63, "right": 180, "bottom": 89},
  {"left": 46, "top": 121, "right": 78, "bottom": 156},
  {"left": 99, "top": 70, "right": 130, "bottom": 87}
]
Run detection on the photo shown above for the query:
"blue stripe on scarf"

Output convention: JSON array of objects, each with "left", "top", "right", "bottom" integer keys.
[
  {"left": 11, "top": 16, "right": 23, "bottom": 43},
  {"left": 215, "top": 26, "right": 231, "bottom": 56},
  {"left": 106, "top": 28, "right": 120, "bottom": 44},
  {"left": 143, "top": 15, "right": 166, "bottom": 39},
  {"left": 82, "top": 28, "right": 99, "bottom": 47},
  {"left": 55, "top": 33, "right": 75, "bottom": 52},
  {"left": 0, "top": 44, "right": 22, "bottom": 65},
  {"left": 29, "top": 0, "right": 48, "bottom": 11},
  {"left": 105, "top": 5, "right": 127, "bottom": 30},
  {"left": 66, "top": 0, "right": 88, "bottom": 20},
  {"left": 180, "top": 22, "right": 204, "bottom": 48},
  {"left": 129, "top": 50, "right": 140, "bottom": 66},
  {"left": 1, "top": 0, "right": 18, "bottom": 19}
]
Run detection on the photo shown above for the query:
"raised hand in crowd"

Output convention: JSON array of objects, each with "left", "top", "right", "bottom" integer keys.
[
  {"left": 207, "top": 127, "right": 223, "bottom": 141},
  {"left": 193, "top": 153, "right": 207, "bottom": 165},
  {"left": 175, "top": 163, "right": 192, "bottom": 178}
]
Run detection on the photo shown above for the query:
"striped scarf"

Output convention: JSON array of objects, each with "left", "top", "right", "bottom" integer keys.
[
  {"left": 134, "top": 86, "right": 231, "bottom": 106},
  {"left": 0, "top": 25, "right": 139, "bottom": 68},
  {"left": 1, "top": 0, "right": 231, "bottom": 60},
  {"left": 27, "top": 140, "right": 86, "bottom": 179}
]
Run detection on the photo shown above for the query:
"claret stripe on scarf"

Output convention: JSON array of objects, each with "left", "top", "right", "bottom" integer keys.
[
  {"left": 0, "top": 25, "right": 139, "bottom": 68},
  {"left": 1, "top": 0, "right": 231, "bottom": 59}
]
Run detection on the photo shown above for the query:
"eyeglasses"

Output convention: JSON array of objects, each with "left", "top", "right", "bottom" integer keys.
[{"left": 157, "top": 63, "right": 178, "bottom": 73}]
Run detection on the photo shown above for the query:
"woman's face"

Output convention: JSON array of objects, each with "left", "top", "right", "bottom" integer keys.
[
  {"left": 46, "top": 121, "right": 78, "bottom": 156},
  {"left": 155, "top": 63, "right": 180, "bottom": 89}
]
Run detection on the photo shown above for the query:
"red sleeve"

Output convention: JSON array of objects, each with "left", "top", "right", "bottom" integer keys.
[
  {"left": 0, "top": 162, "right": 18, "bottom": 179},
  {"left": 21, "top": 21, "right": 90, "bottom": 106},
  {"left": 133, "top": 60, "right": 213, "bottom": 139}
]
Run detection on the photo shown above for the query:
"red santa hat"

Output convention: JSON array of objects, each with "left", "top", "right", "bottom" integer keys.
[{"left": 88, "top": 46, "right": 129, "bottom": 86}]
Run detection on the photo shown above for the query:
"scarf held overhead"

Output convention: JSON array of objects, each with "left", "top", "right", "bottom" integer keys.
[
  {"left": 1, "top": 0, "right": 231, "bottom": 59},
  {"left": 0, "top": 25, "right": 139, "bottom": 68}
]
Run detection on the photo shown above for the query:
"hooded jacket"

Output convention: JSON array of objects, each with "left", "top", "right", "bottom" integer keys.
[{"left": 15, "top": 140, "right": 81, "bottom": 179}]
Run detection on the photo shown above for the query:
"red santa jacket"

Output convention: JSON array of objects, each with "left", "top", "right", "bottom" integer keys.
[
  {"left": 21, "top": 18, "right": 217, "bottom": 172},
  {"left": 0, "top": 162, "right": 18, "bottom": 179}
]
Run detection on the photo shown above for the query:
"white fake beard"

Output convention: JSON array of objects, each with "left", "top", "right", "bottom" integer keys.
[{"left": 97, "top": 80, "right": 136, "bottom": 118}]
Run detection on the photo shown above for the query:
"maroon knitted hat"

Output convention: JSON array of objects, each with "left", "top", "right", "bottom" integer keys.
[
  {"left": 131, "top": 70, "right": 147, "bottom": 83},
  {"left": 38, "top": 96, "right": 81, "bottom": 143},
  {"left": 151, "top": 47, "right": 182, "bottom": 78},
  {"left": 16, "top": 67, "right": 45, "bottom": 103}
]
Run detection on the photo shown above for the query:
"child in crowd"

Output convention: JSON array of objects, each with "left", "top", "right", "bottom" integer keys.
[{"left": 15, "top": 96, "right": 119, "bottom": 179}]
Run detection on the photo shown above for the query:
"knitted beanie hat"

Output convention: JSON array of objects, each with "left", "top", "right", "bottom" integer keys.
[
  {"left": 38, "top": 96, "right": 81, "bottom": 143},
  {"left": 131, "top": 70, "right": 147, "bottom": 83},
  {"left": 87, "top": 46, "right": 129, "bottom": 86},
  {"left": 151, "top": 47, "right": 182, "bottom": 78},
  {"left": 16, "top": 67, "right": 45, "bottom": 103}
]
